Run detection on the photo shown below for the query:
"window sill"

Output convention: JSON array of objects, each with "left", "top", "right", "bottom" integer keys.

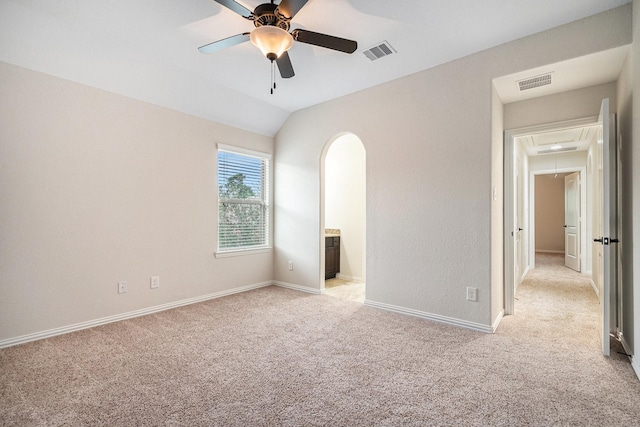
[{"left": 214, "top": 247, "right": 272, "bottom": 258}]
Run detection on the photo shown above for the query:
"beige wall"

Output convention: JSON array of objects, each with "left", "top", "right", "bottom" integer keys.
[
  {"left": 629, "top": 0, "right": 639, "bottom": 364},
  {"left": 535, "top": 174, "right": 568, "bottom": 253},
  {"left": 0, "top": 62, "right": 274, "bottom": 343},
  {"left": 491, "top": 84, "right": 504, "bottom": 323},
  {"left": 274, "top": 6, "right": 632, "bottom": 330},
  {"left": 504, "top": 82, "right": 618, "bottom": 129}
]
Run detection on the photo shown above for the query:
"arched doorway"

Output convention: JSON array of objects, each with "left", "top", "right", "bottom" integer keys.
[{"left": 320, "top": 133, "right": 366, "bottom": 301}]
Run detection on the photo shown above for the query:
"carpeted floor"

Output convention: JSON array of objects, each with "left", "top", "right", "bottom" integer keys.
[{"left": 1, "top": 254, "right": 639, "bottom": 426}]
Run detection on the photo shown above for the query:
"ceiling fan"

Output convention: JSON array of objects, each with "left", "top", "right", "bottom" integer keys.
[{"left": 199, "top": 0, "right": 358, "bottom": 90}]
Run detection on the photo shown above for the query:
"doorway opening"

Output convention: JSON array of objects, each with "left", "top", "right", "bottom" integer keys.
[
  {"left": 504, "top": 104, "right": 618, "bottom": 356},
  {"left": 320, "top": 133, "right": 366, "bottom": 302},
  {"left": 531, "top": 169, "right": 588, "bottom": 275},
  {"left": 505, "top": 117, "right": 598, "bottom": 314}
]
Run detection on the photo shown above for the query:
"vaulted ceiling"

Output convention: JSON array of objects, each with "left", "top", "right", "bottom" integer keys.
[{"left": 0, "top": 0, "right": 631, "bottom": 136}]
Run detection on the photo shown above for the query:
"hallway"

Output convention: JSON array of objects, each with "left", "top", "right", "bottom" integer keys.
[{"left": 498, "top": 252, "right": 624, "bottom": 358}]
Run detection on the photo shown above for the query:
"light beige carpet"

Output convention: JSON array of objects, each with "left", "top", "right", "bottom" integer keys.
[{"left": 2, "top": 256, "right": 639, "bottom": 426}]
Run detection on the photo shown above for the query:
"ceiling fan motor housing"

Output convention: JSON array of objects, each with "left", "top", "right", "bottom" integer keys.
[{"left": 253, "top": 3, "right": 290, "bottom": 30}]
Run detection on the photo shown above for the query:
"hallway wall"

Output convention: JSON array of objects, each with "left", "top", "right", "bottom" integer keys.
[{"left": 626, "top": 0, "right": 639, "bottom": 366}]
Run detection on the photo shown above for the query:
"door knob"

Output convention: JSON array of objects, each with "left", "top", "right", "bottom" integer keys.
[{"left": 594, "top": 237, "right": 603, "bottom": 243}]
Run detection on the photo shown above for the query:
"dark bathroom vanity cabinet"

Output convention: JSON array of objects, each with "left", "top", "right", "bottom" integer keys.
[{"left": 325, "top": 236, "right": 340, "bottom": 279}]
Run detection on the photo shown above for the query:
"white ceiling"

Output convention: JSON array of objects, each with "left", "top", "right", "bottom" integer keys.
[
  {"left": 0, "top": 0, "right": 631, "bottom": 136},
  {"left": 515, "top": 124, "right": 600, "bottom": 157}
]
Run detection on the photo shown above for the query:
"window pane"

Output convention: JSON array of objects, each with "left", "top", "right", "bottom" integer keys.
[
  {"left": 218, "top": 151, "right": 264, "bottom": 200},
  {"left": 219, "top": 203, "right": 267, "bottom": 248},
  {"left": 218, "top": 149, "right": 269, "bottom": 251}
]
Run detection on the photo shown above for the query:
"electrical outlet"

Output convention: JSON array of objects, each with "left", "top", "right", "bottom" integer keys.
[
  {"left": 288, "top": 261, "right": 293, "bottom": 271},
  {"left": 466, "top": 287, "right": 478, "bottom": 302},
  {"left": 118, "top": 281, "right": 128, "bottom": 294},
  {"left": 150, "top": 276, "right": 160, "bottom": 289}
]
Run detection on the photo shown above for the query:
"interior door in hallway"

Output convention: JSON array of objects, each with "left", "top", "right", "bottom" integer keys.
[
  {"left": 595, "top": 98, "right": 617, "bottom": 357},
  {"left": 564, "top": 172, "right": 580, "bottom": 271}
]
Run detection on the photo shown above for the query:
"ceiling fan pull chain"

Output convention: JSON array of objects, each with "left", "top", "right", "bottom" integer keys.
[{"left": 270, "top": 60, "right": 276, "bottom": 94}]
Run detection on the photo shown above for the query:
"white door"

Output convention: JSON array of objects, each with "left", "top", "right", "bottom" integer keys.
[
  {"left": 595, "top": 98, "right": 617, "bottom": 357},
  {"left": 564, "top": 172, "right": 580, "bottom": 271}
]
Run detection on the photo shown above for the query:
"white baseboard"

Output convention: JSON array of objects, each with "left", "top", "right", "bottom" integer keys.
[
  {"left": 364, "top": 300, "right": 493, "bottom": 333},
  {"left": 272, "top": 281, "right": 322, "bottom": 295},
  {"left": 632, "top": 356, "right": 640, "bottom": 382},
  {"left": 590, "top": 278, "right": 599, "bottom": 297},
  {"left": 536, "top": 250, "right": 565, "bottom": 254},
  {"left": 492, "top": 310, "right": 504, "bottom": 333},
  {"left": 335, "top": 274, "right": 364, "bottom": 282},
  {"left": 0, "top": 281, "right": 272, "bottom": 349}
]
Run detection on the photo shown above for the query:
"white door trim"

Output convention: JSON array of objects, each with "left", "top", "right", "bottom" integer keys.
[{"left": 528, "top": 167, "right": 587, "bottom": 272}]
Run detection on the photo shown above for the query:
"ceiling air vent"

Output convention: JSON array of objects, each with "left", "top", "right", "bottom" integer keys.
[
  {"left": 537, "top": 146, "right": 578, "bottom": 155},
  {"left": 363, "top": 41, "right": 396, "bottom": 61},
  {"left": 517, "top": 73, "right": 552, "bottom": 91}
]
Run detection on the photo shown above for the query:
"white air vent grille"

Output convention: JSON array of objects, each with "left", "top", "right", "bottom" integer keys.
[
  {"left": 363, "top": 41, "right": 396, "bottom": 61},
  {"left": 518, "top": 73, "right": 552, "bottom": 91},
  {"left": 537, "top": 146, "right": 578, "bottom": 155}
]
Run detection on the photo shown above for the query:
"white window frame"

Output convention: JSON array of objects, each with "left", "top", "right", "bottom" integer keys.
[{"left": 215, "top": 144, "right": 272, "bottom": 258}]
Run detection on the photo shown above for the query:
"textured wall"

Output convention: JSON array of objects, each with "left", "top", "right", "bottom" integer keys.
[
  {"left": 491, "top": 84, "right": 505, "bottom": 323},
  {"left": 274, "top": 6, "right": 632, "bottom": 328},
  {"left": 0, "top": 62, "right": 274, "bottom": 342},
  {"left": 630, "top": 0, "right": 639, "bottom": 359}
]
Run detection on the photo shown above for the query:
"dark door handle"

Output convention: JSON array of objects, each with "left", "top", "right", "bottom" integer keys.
[
  {"left": 594, "top": 238, "right": 603, "bottom": 243},
  {"left": 564, "top": 225, "right": 568, "bottom": 228}
]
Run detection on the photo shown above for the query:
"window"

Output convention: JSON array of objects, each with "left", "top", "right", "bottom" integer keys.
[{"left": 217, "top": 144, "right": 270, "bottom": 254}]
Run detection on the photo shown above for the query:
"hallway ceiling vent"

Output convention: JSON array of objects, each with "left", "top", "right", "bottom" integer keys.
[
  {"left": 517, "top": 73, "right": 552, "bottom": 91},
  {"left": 363, "top": 41, "right": 396, "bottom": 61},
  {"left": 537, "top": 146, "right": 577, "bottom": 155}
]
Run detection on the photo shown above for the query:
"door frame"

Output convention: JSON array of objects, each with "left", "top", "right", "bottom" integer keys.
[
  {"left": 504, "top": 116, "right": 597, "bottom": 315},
  {"left": 319, "top": 133, "right": 367, "bottom": 293},
  {"left": 528, "top": 167, "right": 587, "bottom": 272}
]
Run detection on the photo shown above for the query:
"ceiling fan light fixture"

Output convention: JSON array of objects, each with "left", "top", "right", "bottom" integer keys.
[{"left": 250, "top": 26, "right": 293, "bottom": 61}]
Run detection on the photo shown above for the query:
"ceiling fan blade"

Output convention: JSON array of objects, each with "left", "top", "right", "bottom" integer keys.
[
  {"left": 276, "top": 0, "right": 310, "bottom": 19},
  {"left": 292, "top": 29, "right": 357, "bottom": 54},
  {"left": 213, "top": 0, "right": 253, "bottom": 18},
  {"left": 198, "top": 33, "right": 250, "bottom": 54},
  {"left": 276, "top": 51, "right": 295, "bottom": 78}
]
